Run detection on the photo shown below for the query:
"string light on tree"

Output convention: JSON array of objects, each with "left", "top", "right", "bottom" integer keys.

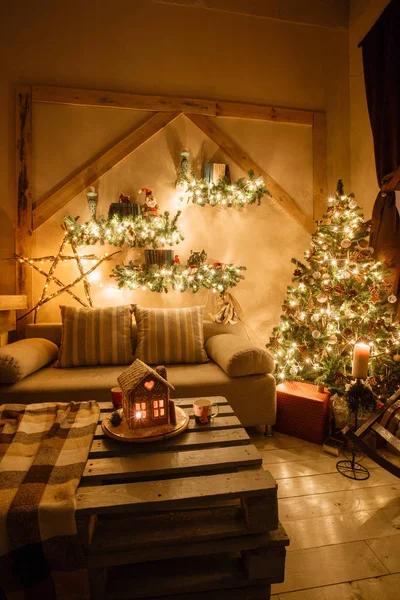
[{"left": 267, "top": 180, "right": 400, "bottom": 399}]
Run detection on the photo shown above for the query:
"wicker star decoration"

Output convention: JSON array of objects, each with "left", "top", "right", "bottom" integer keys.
[{"left": 14, "top": 235, "right": 120, "bottom": 322}]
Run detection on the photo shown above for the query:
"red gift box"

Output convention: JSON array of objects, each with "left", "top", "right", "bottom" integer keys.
[{"left": 275, "top": 381, "right": 330, "bottom": 445}]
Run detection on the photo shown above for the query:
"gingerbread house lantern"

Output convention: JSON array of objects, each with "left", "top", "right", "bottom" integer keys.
[{"left": 117, "top": 359, "right": 176, "bottom": 430}]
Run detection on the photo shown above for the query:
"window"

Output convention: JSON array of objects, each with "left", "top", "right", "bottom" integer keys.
[{"left": 152, "top": 398, "right": 165, "bottom": 418}]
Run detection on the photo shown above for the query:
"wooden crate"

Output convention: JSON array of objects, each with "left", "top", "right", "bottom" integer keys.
[{"left": 76, "top": 397, "right": 289, "bottom": 599}]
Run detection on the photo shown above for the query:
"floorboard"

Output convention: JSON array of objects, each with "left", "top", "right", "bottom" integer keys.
[{"left": 249, "top": 430, "right": 400, "bottom": 598}]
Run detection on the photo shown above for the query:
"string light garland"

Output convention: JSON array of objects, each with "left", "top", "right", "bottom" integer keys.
[
  {"left": 178, "top": 170, "right": 270, "bottom": 207},
  {"left": 63, "top": 211, "right": 184, "bottom": 249},
  {"left": 267, "top": 180, "right": 400, "bottom": 399},
  {"left": 14, "top": 237, "right": 121, "bottom": 321},
  {"left": 111, "top": 262, "right": 246, "bottom": 294}
]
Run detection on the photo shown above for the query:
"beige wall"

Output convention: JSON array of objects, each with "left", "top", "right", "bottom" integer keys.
[
  {"left": 0, "top": 0, "right": 350, "bottom": 339},
  {"left": 349, "top": 0, "right": 391, "bottom": 217}
]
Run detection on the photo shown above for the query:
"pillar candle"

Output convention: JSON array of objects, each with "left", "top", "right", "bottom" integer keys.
[{"left": 352, "top": 343, "right": 370, "bottom": 379}]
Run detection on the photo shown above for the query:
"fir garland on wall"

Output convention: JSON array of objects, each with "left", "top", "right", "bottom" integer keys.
[
  {"left": 178, "top": 170, "right": 270, "bottom": 207},
  {"left": 63, "top": 211, "right": 184, "bottom": 249},
  {"left": 111, "top": 262, "right": 246, "bottom": 294}
]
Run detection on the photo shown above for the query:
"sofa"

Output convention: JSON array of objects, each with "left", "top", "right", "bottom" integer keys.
[{"left": 0, "top": 320, "right": 276, "bottom": 430}]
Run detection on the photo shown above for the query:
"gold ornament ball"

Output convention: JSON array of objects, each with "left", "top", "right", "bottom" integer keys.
[
  {"left": 393, "top": 354, "right": 400, "bottom": 363},
  {"left": 328, "top": 334, "right": 338, "bottom": 345},
  {"left": 341, "top": 239, "right": 351, "bottom": 249},
  {"left": 313, "top": 271, "right": 321, "bottom": 279},
  {"left": 388, "top": 294, "right": 397, "bottom": 304},
  {"left": 317, "top": 294, "right": 327, "bottom": 303},
  {"left": 312, "top": 330, "right": 321, "bottom": 339}
]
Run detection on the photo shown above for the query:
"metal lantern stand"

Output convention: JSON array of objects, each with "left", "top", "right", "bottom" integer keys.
[{"left": 336, "top": 378, "right": 370, "bottom": 481}]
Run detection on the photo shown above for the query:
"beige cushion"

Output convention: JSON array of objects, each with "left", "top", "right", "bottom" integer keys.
[
  {"left": 0, "top": 338, "right": 59, "bottom": 383},
  {"left": 134, "top": 305, "right": 207, "bottom": 364},
  {"left": 58, "top": 305, "right": 134, "bottom": 367},
  {"left": 206, "top": 334, "right": 275, "bottom": 377}
]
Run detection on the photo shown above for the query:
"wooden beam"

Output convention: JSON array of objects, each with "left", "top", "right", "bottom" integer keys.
[
  {"left": 312, "top": 111, "right": 328, "bottom": 221},
  {"left": 32, "top": 86, "right": 216, "bottom": 116},
  {"left": 0, "top": 295, "right": 28, "bottom": 310},
  {"left": 33, "top": 112, "right": 180, "bottom": 230},
  {"left": 187, "top": 114, "right": 314, "bottom": 233},
  {"left": 216, "top": 101, "right": 313, "bottom": 126},
  {"left": 16, "top": 86, "right": 33, "bottom": 332}
]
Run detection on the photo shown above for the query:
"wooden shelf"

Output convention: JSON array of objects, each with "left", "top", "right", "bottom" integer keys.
[{"left": 0, "top": 295, "right": 27, "bottom": 311}]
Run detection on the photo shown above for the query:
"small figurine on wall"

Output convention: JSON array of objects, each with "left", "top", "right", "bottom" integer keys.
[
  {"left": 140, "top": 188, "right": 158, "bottom": 218},
  {"left": 187, "top": 249, "right": 207, "bottom": 269},
  {"left": 173, "top": 254, "right": 181, "bottom": 265}
]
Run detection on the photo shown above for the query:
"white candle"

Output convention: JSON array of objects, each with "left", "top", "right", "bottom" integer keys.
[{"left": 352, "top": 342, "right": 370, "bottom": 379}]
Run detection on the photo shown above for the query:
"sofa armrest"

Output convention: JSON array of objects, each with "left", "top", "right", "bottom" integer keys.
[
  {"left": 0, "top": 338, "right": 59, "bottom": 384},
  {"left": 205, "top": 334, "right": 275, "bottom": 377}
]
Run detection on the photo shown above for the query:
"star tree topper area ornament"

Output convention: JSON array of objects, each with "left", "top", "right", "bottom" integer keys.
[{"left": 102, "top": 360, "right": 190, "bottom": 442}]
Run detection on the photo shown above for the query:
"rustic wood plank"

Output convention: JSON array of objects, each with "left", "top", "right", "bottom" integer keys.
[
  {"left": 216, "top": 101, "right": 313, "bottom": 125},
  {"left": 89, "top": 515, "right": 288, "bottom": 559},
  {"left": 366, "top": 534, "right": 400, "bottom": 574},
  {"left": 278, "top": 483, "right": 400, "bottom": 522},
  {"left": 106, "top": 554, "right": 277, "bottom": 598},
  {"left": 243, "top": 547, "right": 286, "bottom": 581},
  {"left": 15, "top": 86, "right": 33, "bottom": 332},
  {"left": 32, "top": 85, "right": 216, "bottom": 116},
  {"left": 242, "top": 493, "right": 278, "bottom": 532},
  {"left": 282, "top": 504, "right": 400, "bottom": 552},
  {"left": 277, "top": 467, "right": 398, "bottom": 499},
  {"left": 82, "top": 444, "right": 262, "bottom": 483},
  {"left": 89, "top": 427, "right": 250, "bottom": 458},
  {"left": 260, "top": 446, "right": 326, "bottom": 465},
  {"left": 271, "top": 541, "right": 388, "bottom": 595},
  {"left": 0, "top": 311, "right": 16, "bottom": 334},
  {"left": 266, "top": 456, "right": 378, "bottom": 480},
  {"left": 276, "top": 574, "right": 400, "bottom": 599},
  {"left": 76, "top": 469, "right": 277, "bottom": 516},
  {"left": 312, "top": 111, "right": 328, "bottom": 221},
  {"left": 95, "top": 414, "right": 241, "bottom": 438},
  {"left": 87, "top": 515, "right": 288, "bottom": 567},
  {"left": 148, "top": 586, "right": 273, "bottom": 600},
  {"left": 0, "top": 295, "right": 28, "bottom": 310},
  {"left": 32, "top": 111, "right": 180, "bottom": 229},
  {"left": 187, "top": 114, "right": 314, "bottom": 233}
]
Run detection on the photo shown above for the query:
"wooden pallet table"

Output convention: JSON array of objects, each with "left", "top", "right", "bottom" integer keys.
[{"left": 76, "top": 396, "right": 289, "bottom": 599}]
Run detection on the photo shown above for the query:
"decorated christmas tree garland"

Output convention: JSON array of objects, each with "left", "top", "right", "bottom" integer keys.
[
  {"left": 111, "top": 262, "right": 246, "bottom": 294},
  {"left": 63, "top": 211, "right": 183, "bottom": 249},
  {"left": 178, "top": 170, "right": 270, "bottom": 207},
  {"left": 267, "top": 180, "right": 400, "bottom": 399}
]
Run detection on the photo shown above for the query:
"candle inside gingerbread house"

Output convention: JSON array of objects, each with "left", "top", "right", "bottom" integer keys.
[
  {"left": 117, "top": 359, "right": 176, "bottom": 429},
  {"left": 352, "top": 342, "right": 370, "bottom": 379}
]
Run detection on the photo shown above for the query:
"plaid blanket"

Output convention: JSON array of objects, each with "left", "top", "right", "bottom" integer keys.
[{"left": 0, "top": 401, "right": 100, "bottom": 599}]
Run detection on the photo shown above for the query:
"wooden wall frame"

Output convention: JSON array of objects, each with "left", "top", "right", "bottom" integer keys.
[{"left": 15, "top": 85, "right": 328, "bottom": 327}]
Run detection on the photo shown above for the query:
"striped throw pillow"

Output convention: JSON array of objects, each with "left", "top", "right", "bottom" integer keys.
[
  {"left": 57, "top": 305, "right": 134, "bottom": 367},
  {"left": 134, "top": 306, "right": 208, "bottom": 364}
]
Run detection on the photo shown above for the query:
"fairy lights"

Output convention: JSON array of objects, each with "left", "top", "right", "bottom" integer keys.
[{"left": 178, "top": 170, "right": 270, "bottom": 207}]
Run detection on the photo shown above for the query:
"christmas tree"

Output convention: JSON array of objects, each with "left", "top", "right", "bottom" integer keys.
[{"left": 267, "top": 181, "right": 400, "bottom": 399}]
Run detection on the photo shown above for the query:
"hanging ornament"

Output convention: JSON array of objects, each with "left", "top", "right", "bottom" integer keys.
[
  {"left": 393, "top": 354, "right": 400, "bottom": 363},
  {"left": 367, "top": 247, "right": 375, "bottom": 254},
  {"left": 312, "top": 330, "right": 321, "bottom": 339},
  {"left": 293, "top": 268, "right": 302, "bottom": 277},
  {"left": 344, "top": 308, "right": 353, "bottom": 317},
  {"left": 322, "top": 244, "right": 328, "bottom": 250},
  {"left": 317, "top": 294, "right": 327, "bottom": 303},
  {"left": 388, "top": 294, "right": 397, "bottom": 304},
  {"left": 341, "top": 239, "right": 351, "bottom": 249},
  {"left": 328, "top": 334, "right": 338, "bottom": 345},
  {"left": 289, "top": 366, "right": 298, "bottom": 376},
  {"left": 322, "top": 273, "right": 330, "bottom": 279},
  {"left": 313, "top": 271, "right": 321, "bottom": 279},
  {"left": 358, "top": 239, "right": 369, "bottom": 249},
  {"left": 349, "top": 200, "right": 357, "bottom": 209},
  {"left": 322, "top": 218, "right": 332, "bottom": 226},
  {"left": 343, "top": 327, "right": 352, "bottom": 337},
  {"left": 311, "top": 313, "right": 320, "bottom": 322},
  {"left": 342, "top": 270, "right": 351, "bottom": 279}
]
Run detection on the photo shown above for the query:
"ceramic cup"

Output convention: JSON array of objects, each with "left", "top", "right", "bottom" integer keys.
[
  {"left": 111, "top": 387, "right": 123, "bottom": 409},
  {"left": 193, "top": 398, "right": 219, "bottom": 425}
]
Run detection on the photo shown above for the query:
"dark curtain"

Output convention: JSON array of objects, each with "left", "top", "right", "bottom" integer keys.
[{"left": 360, "top": 0, "right": 400, "bottom": 315}]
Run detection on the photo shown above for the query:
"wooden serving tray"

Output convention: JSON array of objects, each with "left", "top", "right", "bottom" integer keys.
[{"left": 102, "top": 406, "right": 189, "bottom": 443}]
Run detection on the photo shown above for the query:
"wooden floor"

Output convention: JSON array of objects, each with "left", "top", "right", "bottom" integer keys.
[{"left": 249, "top": 429, "right": 400, "bottom": 600}]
